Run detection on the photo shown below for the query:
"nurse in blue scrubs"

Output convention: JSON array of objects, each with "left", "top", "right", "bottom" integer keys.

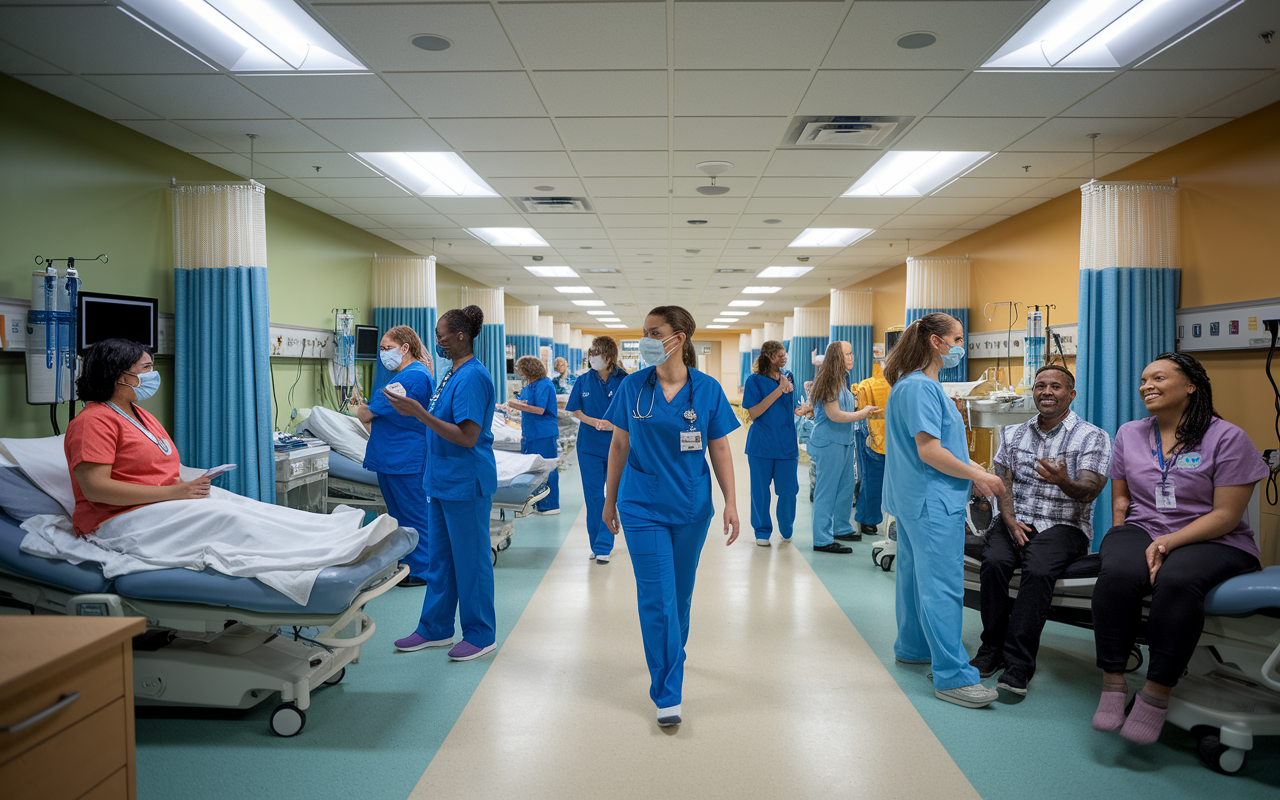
[
  {"left": 566, "top": 335, "right": 627, "bottom": 562},
  {"left": 355, "top": 326, "right": 435, "bottom": 587},
  {"left": 385, "top": 305, "right": 500, "bottom": 662},
  {"left": 882, "top": 312, "right": 1005, "bottom": 708},
  {"left": 602, "top": 305, "right": 740, "bottom": 728},
  {"left": 742, "top": 339, "right": 809, "bottom": 546},
  {"left": 503, "top": 355, "right": 560, "bottom": 515}
]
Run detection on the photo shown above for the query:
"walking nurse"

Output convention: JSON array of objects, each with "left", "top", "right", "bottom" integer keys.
[
  {"left": 504, "top": 355, "right": 560, "bottom": 515},
  {"left": 566, "top": 335, "right": 627, "bottom": 562},
  {"left": 743, "top": 339, "right": 806, "bottom": 546}
]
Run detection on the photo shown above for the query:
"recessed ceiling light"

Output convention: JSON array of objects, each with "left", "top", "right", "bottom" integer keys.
[
  {"left": 707, "top": 325, "right": 729, "bottom": 329},
  {"left": 763, "top": 219, "right": 782, "bottom": 224},
  {"left": 523, "top": 265, "right": 577, "bottom": 278},
  {"left": 716, "top": 268, "right": 748, "bottom": 273},
  {"left": 411, "top": 34, "right": 453, "bottom": 51},
  {"left": 584, "top": 268, "right": 618, "bottom": 273},
  {"left": 355, "top": 152, "right": 498, "bottom": 197},
  {"left": 788, "top": 228, "right": 874, "bottom": 248},
  {"left": 712, "top": 318, "right": 736, "bottom": 323},
  {"left": 555, "top": 286, "right": 594, "bottom": 294},
  {"left": 467, "top": 228, "right": 549, "bottom": 247},
  {"left": 843, "top": 151, "right": 990, "bottom": 197},
  {"left": 587, "top": 310, "right": 612, "bottom": 316},
  {"left": 741, "top": 286, "right": 781, "bottom": 294},
  {"left": 533, "top": 185, "right": 555, "bottom": 192},
  {"left": 896, "top": 32, "right": 937, "bottom": 49},
  {"left": 758, "top": 266, "right": 813, "bottom": 278},
  {"left": 599, "top": 317, "right": 622, "bottom": 322},
  {"left": 605, "top": 324, "right": 627, "bottom": 329},
  {"left": 729, "top": 300, "right": 765, "bottom": 307},
  {"left": 722, "top": 311, "right": 749, "bottom": 316},
  {"left": 572, "top": 299, "right": 606, "bottom": 307}
]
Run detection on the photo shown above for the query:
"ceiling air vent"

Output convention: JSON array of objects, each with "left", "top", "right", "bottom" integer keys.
[
  {"left": 782, "top": 116, "right": 913, "bottom": 150},
  {"left": 517, "top": 196, "right": 593, "bottom": 213}
]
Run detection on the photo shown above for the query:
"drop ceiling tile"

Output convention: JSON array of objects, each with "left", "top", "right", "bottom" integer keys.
[
  {"left": 809, "top": 214, "right": 895, "bottom": 228},
  {"left": 906, "top": 196, "right": 1006, "bottom": 216},
  {"left": 1005, "top": 117, "right": 1174, "bottom": 152},
  {"left": 429, "top": 118, "right": 564, "bottom": 151},
  {"left": 763, "top": 150, "right": 879, "bottom": 178},
  {"left": 1062, "top": 152, "right": 1155, "bottom": 179},
  {"left": 312, "top": 4, "right": 522, "bottom": 72},
  {"left": 264, "top": 180, "right": 334, "bottom": 202},
  {"left": 531, "top": 228, "right": 610, "bottom": 241},
  {"left": 76, "top": 74, "right": 279, "bottom": 121},
  {"left": 572, "top": 151, "right": 670, "bottom": 178},
  {"left": 1140, "top": 2, "right": 1280, "bottom": 70},
  {"left": 296, "top": 177, "right": 410, "bottom": 198},
  {"left": 739, "top": 215, "right": 822, "bottom": 229},
  {"left": 674, "top": 71, "right": 811, "bottom": 116},
  {"left": 742, "top": 198, "right": 830, "bottom": 215},
  {"left": 535, "top": 71, "right": 668, "bottom": 117},
  {"left": 753, "top": 177, "right": 852, "bottom": 198},
  {"left": 671, "top": 177, "right": 753, "bottom": 198},
  {"left": 442, "top": 214, "right": 530, "bottom": 228},
  {"left": 557, "top": 117, "right": 668, "bottom": 151},
  {"left": 672, "top": 151, "right": 773, "bottom": 176},
  {"left": 1064, "top": 70, "right": 1268, "bottom": 119},
  {"left": 500, "top": 2, "right": 667, "bottom": 69},
  {"left": 382, "top": 72, "right": 547, "bottom": 118},
  {"left": 596, "top": 227, "right": 668, "bottom": 240},
  {"left": 488, "top": 177, "right": 587, "bottom": 197},
  {"left": 422, "top": 198, "right": 520, "bottom": 214},
  {"left": 328, "top": 214, "right": 382, "bottom": 229},
  {"left": 602, "top": 215, "right": 671, "bottom": 228},
  {"left": 674, "top": 117, "right": 788, "bottom": 151},
  {"left": 988, "top": 196, "right": 1050, "bottom": 216},
  {"left": 799, "top": 70, "right": 966, "bottom": 116},
  {"left": 823, "top": 1, "right": 1034, "bottom": 69},
  {"left": 462, "top": 151, "right": 576, "bottom": 178},
  {"left": 883, "top": 215, "right": 974, "bottom": 228},
  {"left": 612, "top": 239, "right": 672, "bottom": 248},
  {"left": 519, "top": 214, "right": 604, "bottom": 229},
  {"left": 1116, "top": 118, "right": 1233, "bottom": 154},
  {"left": 899, "top": 116, "right": 1043, "bottom": 150},
  {"left": 593, "top": 198, "right": 670, "bottom": 214},
  {"left": 235, "top": 75, "right": 412, "bottom": 119},
  {"left": 1021, "top": 178, "right": 1088, "bottom": 199},
  {"left": 963, "top": 151, "right": 1090, "bottom": 179},
  {"left": 328, "top": 196, "right": 438, "bottom": 215},
  {"left": 584, "top": 177, "right": 670, "bottom": 197},
  {"left": 931, "top": 72, "right": 1114, "bottom": 117},
  {"left": 304, "top": 118, "right": 450, "bottom": 152},
  {"left": 674, "top": 2, "right": 849, "bottom": 69},
  {"left": 369, "top": 214, "right": 454, "bottom": 228},
  {"left": 295, "top": 197, "right": 359, "bottom": 215},
  {"left": 0, "top": 40, "right": 64, "bottom": 74},
  {"left": 1192, "top": 72, "right": 1280, "bottom": 118},
  {"left": 18, "top": 75, "right": 158, "bottom": 120},
  {"left": 730, "top": 228, "right": 799, "bottom": 241},
  {"left": 193, "top": 154, "right": 285, "bottom": 181},
  {"left": 177, "top": 119, "right": 339, "bottom": 152},
  {"left": 0, "top": 6, "right": 216, "bottom": 75},
  {"left": 252, "top": 152, "right": 378, "bottom": 179},
  {"left": 672, "top": 198, "right": 749, "bottom": 214},
  {"left": 673, "top": 215, "right": 740, "bottom": 228},
  {"left": 930, "top": 177, "right": 1052, "bottom": 198},
  {"left": 824, "top": 197, "right": 919, "bottom": 215},
  {"left": 956, "top": 214, "right": 1012, "bottom": 230}
]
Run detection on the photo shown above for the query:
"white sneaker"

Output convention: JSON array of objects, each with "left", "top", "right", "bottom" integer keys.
[
  {"left": 595, "top": 554, "right": 611, "bottom": 564},
  {"left": 756, "top": 539, "right": 771, "bottom": 547},
  {"left": 588, "top": 552, "right": 597, "bottom": 561},
  {"left": 935, "top": 684, "right": 999, "bottom": 708},
  {"left": 657, "top": 704, "right": 682, "bottom": 727},
  {"left": 535, "top": 508, "right": 561, "bottom": 516}
]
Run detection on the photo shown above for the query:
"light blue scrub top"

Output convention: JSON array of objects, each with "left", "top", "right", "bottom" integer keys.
[
  {"left": 422, "top": 356, "right": 498, "bottom": 501},
  {"left": 883, "top": 371, "right": 971, "bottom": 516},
  {"left": 517, "top": 376, "right": 559, "bottom": 441},
  {"left": 364, "top": 361, "right": 434, "bottom": 475},
  {"left": 605, "top": 367, "right": 740, "bottom": 526},
  {"left": 809, "top": 378, "right": 859, "bottom": 447},
  {"left": 743, "top": 370, "right": 798, "bottom": 459},
  {"left": 565, "top": 367, "right": 627, "bottom": 459}
]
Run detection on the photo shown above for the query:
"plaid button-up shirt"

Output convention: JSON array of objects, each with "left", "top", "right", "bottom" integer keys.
[{"left": 993, "top": 410, "right": 1112, "bottom": 540}]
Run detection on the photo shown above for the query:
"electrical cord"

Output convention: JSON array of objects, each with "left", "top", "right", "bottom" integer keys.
[
  {"left": 287, "top": 340, "right": 307, "bottom": 418},
  {"left": 270, "top": 357, "right": 280, "bottom": 431},
  {"left": 1264, "top": 323, "right": 1279, "bottom": 506}
]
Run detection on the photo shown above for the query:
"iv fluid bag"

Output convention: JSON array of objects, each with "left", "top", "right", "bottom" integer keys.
[{"left": 25, "top": 271, "right": 76, "bottom": 405}]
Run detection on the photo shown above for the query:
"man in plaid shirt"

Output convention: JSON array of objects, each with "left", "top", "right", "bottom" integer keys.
[{"left": 972, "top": 364, "right": 1111, "bottom": 696}]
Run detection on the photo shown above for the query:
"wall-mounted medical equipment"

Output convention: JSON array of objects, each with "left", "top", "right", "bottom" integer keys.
[
  {"left": 353, "top": 324, "right": 379, "bottom": 361},
  {"left": 24, "top": 255, "right": 107, "bottom": 433},
  {"left": 1175, "top": 296, "right": 1280, "bottom": 353},
  {"left": 77, "top": 291, "right": 159, "bottom": 353}
]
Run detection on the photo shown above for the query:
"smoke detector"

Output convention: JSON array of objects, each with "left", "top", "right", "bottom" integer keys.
[{"left": 695, "top": 161, "right": 733, "bottom": 195}]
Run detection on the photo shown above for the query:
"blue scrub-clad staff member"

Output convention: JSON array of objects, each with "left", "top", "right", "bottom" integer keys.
[
  {"left": 882, "top": 313, "right": 1005, "bottom": 708},
  {"left": 602, "top": 305, "right": 741, "bottom": 728},
  {"left": 503, "top": 355, "right": 560, "bottom": 515},
  {"left": 355, "top": 326, "right": 435, "bottom": 587},
  {"left": 743, "top": 339, "right": 812, "bottom": 546},
  {"left": 808, "top": 340, "right": 880, "bottom": 553},
  {"left": 566, "top": 335, "right": 627, "bottom": 562},
  {"left": 386, "top": 305, "right": 500, "bottom": 662}
]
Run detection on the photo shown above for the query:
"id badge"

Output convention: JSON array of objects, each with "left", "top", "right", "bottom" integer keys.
[
  {"left": 1156, "top": 483, "right": 1176, "bottom": 510},
  {"left": 680, "top": 430, "right": 704, "bottom": 452}
]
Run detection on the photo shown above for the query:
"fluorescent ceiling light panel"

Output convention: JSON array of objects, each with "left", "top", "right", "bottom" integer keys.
[
  {"left": 605, "top": 324, "right": 628, "bottom": 329},
  {"left": 586, "top": 310, "right": 612, "bottom": 316},
  {"left": 721, "top": 311, "right": 750, "bottom": 316},
  {"left": 758, "top": 266, "right": 813, "bottom": 278},
  {"left": 524, "top": 266, "right": 578, "bottom": 278},
  {"left": 599, "top": 317, "right": 622, "bottom": 322},
  {"left": 844, "top": 151, "right": 989, "bottom": 198},
  {"left": 465, "top": 228, "right": 549, "bottom": 247},
  {"left": 982, "top": 0, "right": 1241, "bottom": 70},
  {"left": 572, "top": 300, "right": 606, "bottom": 307},
  {"left": 356, "top": 152, "right": 497, "bottom": 197},
  {"left": 729, "top": 300, "right": 765, "bottom": 307},
  {"left": 706, "top": 325, "right": 729, "bottom": 329},
  {"left": 712, "top": 318, "right": 737, "bottom": 323},
  {"left": 741, "top": 286, "right": 782, "bottom": 294},
  {"left": 120, "top": 0, "right": 367, "bottom": 72},
  {"left": 554, "top": 286, "right": 594, "bottom": 294},
  {"left": 788, "top": 228, "right": 874, "bottom": 248}
]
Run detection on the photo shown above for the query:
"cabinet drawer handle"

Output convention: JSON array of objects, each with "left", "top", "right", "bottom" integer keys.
[{"left": 1, "top": 692, "right": 80, "bottom": 734}]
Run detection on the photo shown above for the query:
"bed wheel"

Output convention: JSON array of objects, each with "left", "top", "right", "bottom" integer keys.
[
  {"left": 323, "top": 667, "right": 345, "bottom": 686},
  {"left": 1197, "top": 730, "right": 1246, "bottom": 774},
  {"left": 270, "top": 702, "right": 306, "bottom": 737},
  {"left": 492, "top": 547, "right": 498, "bottom": 566},
  {"left": 1125, "top": 646, "right": 1144, "bottom": 673},
  {"left": 879, "top": 554, "right": 895, "bottom": 572},
  {"left": 871, "top": 546, "right": 883, "bottom": 565},
  {"left": 498, "top": 537, "right": 511, "bottom": 551}
]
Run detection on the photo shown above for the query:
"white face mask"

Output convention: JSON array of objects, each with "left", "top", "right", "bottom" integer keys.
[{"left": 589, "top": 355, "right": 607, "bottom": 371}]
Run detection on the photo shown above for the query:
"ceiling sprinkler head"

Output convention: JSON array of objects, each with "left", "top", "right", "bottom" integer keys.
[
  {"left": 531, "top": 255, "right": 543, "bottom": 261},
  {"left": 797, "top": 256, "right": 809, "bottom": 262}
]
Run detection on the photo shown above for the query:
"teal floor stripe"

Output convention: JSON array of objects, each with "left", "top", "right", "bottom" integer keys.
[{"left": 135, "top": 463, "right": 584, "bottom": 800}]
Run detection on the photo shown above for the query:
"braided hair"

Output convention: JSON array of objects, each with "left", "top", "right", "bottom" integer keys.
[{"left": 1152, "top": 351, "right": 1219, "bottom": 452}]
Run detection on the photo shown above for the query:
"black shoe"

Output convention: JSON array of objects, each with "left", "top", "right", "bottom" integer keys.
[
  {"left": 398, "top": 575, "right": 428, "bottom": 588},
  {"left": 997, "top": 670, "right": 1029, "bottom": 696},
  {"left": 814, "top": 542, "right": 853, "bottom": 554},
  {"left": 860, "top": 524, "right": 878, "bottom": 535},
  {"left": 969, "top": 650, "right": 1005, "bottom": 679},
  {"left": 833, "top": 532, "right": 861, "bottom": 542}
]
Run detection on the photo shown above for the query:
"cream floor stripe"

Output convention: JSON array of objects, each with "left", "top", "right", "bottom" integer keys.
[{"left": 411, "top": 430, "right": 979, "bottom": 799}]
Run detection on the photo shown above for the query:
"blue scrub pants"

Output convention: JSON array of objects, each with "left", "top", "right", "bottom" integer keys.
[
  {"left": 578, "top": 452, "right": 612, "bottom": 556},
  {"left": 894, "top": 500, "right": 980, "bottom": 690},
  {"left": 523, "top": 436, "right": 559, "bottom": 511},
  {"left": 853, "top": 447, "right": 885, "bottom": 527},
  {"left": 748, "top": 456, "right": 798, "bottom": 541},
  {"left": 808, "top": 441, "right": 857, "bottom": 547},
  {"left": 377, "top": 472, "right": 431, "bottom": 578},
  {"left": 622, "top": 516, "right": 711, "bottom": 709},
  {"left": 416, "top": 495, "right": 497, "bottom": 648}
]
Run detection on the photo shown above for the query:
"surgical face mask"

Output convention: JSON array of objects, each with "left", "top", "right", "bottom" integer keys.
[
  {"left": 638, "top": 334, "right": 678, "bottom": 367},
  {"left": 380, "top": 347, "right": 404, "bottom": 371},
  {"left": 435, "top": 342, "right": 449, "bottom": 360},
  {"left": 941, "top": 345, "right": 965, "bottom": 369},
  {"left": 121, "top": 370, "right": 160, "bottom": 401},
  {"left": 589, "top": 355, "right": 606, "bottom": 371}
]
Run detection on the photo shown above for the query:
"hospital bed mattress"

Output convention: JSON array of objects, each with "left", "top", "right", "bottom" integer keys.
[
  {"left": 329, "top": 450, "right": 378, "bottom": 485},
  {"left": 0, "top": 511, "right": 112, "bottom": 594},
  {"left": 326, "top": 449, "right": 552, "bottom": 508}
]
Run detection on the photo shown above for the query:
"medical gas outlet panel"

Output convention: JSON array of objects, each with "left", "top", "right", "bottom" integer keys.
[
  {"left": 1175, "top": 297, "right": 1280, "bottom": 353},
  {"left": 965, "top": 325, "right": 1077, "bottom": 359}
]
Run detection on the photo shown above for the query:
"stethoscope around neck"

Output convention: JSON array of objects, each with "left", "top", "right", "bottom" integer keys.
[{"left": 633, "top": 368, "right": 697, "bottom": 429}]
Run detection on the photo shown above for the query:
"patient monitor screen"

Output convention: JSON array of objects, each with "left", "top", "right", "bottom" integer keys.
[{"left": 78, "top": 292, "right": 159, "bottom": 353}]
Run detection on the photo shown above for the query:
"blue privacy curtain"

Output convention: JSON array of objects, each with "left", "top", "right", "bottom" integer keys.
[
  {"left": 1076, "top": 181, "right": 1181, "bottom": 549},
  {"left": 372, "top": 255, "right": 438, "bottom": 391},
  {"left": 831, "top": 288, "right": 874, "bottom": 385},
  {"left": 905, "top": 257, "right": 971, "bottom": 383},
  {"left": 570, "top": 329, "right": 583, "bottom": 374},
  {"left": 505, "top": 305, "right": 539, "bottom": 375},
  {"left": 172, "top": 181, "right": 273, "bottom": 501},
  {"left": 792, "top": 306, "right": 829, "bottom": 399},
  {"left": 462, "top": 286, "right": 507, "bottom": 401}
]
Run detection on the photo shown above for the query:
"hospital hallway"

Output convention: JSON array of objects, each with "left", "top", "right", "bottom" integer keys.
[{"left": 133, "top": 427, "right": 1280, "bottom": 800}]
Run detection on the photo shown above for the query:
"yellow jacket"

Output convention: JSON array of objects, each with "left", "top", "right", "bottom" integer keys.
[{"left": 855, "top": 363, "right": 890, "bottom": 454}]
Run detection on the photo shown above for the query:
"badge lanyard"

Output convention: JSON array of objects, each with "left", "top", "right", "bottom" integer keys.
[
  {"left": 1149, "top": 418, "right": 1177, "bottom": 509},
  {"left": 428, "top": 363, "right": 457, "bottom": 414},
  {"left": 105, "top": 402, "right": 172, "bottom": 455}
]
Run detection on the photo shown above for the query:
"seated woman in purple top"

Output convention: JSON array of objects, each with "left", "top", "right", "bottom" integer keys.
[{"left": 1091, "top": 352, "right": 1268, "bottom": 745}]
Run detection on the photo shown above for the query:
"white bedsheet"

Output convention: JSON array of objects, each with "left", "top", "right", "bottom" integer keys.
[
  {"left": 496, "top": 452, "right": 553, "bottom": 483},
  {"left": 0, "top": 436, "right": 75, "bottom": 516},
  {"left": 491, "top": 415, "right": 523, "bottom": 451},
  {"left": 304, "top": 406, "right": 368, "bottom": 463}
]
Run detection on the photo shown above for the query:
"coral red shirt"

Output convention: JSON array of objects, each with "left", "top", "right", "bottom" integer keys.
[{"left": 64, "top": 402, "right": 181, "bottom": 536}]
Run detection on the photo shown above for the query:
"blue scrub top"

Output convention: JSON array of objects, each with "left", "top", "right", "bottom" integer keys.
[
  {"left": 809, "top": 378, "right": 859, "bottom": 447},
  {"left": 883, "top": 371, "right": 971, "bottom": 516},
  {"left": 364, "top": 361, "right": 434, "bottom": 475},
  {"left": 566, "top": 367, "right": 627, "bottom": 459},
  {"left": 422, "top": 356, "right": 498, "bottom": 501},
  {"left": 605, "top": 367, "right": 740, "bottom": 526},
  {"left": 743, "top": 370, "right": 798, "bottom": 459},
  {"left": 552, "top": 371, "right": 574, "bottom": 395},
  {"left": 518, "top": 377, "right": 559, "bottom": 442}
]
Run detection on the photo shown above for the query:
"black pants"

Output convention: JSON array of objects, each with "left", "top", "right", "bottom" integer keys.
[
  {"left": 979, "top": 517, "right": 1089, "bottom": 677},
  {"left": 1093, "top": 525, "right": 1258, "bottom": 687}
]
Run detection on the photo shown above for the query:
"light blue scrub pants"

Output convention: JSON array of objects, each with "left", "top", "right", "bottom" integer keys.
[
  {"left": 808, "top": 440, "right": 857, "bottom": 547},
  {"left": 523, "top": 436, "right": 559, "bottom": 511},
  {"left": 578, "top": 452, "right": 612, "bottom": 557},
  {"left": 748, "top": 456, "right": 798, "bottom": 541},
  {"left": 894, "top": 500, "right": 981, "bottom": 690},
  {"left": 416, "top": 495, "right": 497, "bottom": 648},
  {"left": 377, "top": 472, "right": 430, "bottom": 579},
  {"left": 622, "top": 516, "right": 712, "bottom": 709}
]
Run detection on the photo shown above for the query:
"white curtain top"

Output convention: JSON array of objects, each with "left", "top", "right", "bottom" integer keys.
[
  {"left": 740, "top": 333, "right": 751, "bottom": 352},
  {"left": 539, "top": 315, "right": 554, "bottom": 339},
  {"left": 371, "top": 255, "right": 436, "bottom": 307},
  {"left": 171, "top": 181, "right": 266, "bottom": 270},
  {"left": 906, "top": 257, "right": 971, "bottom": 310},
  {"left": 763, "top": 322, "right": 783, "bottom": 342},
  {"left": 571, "top": 329, "right": 583, "bottom": 350},
  {"left": 505, "top": 305, "right": 539, "bottom": 336},
  {"left": 794, "top": 306, "right": 830, "bottom": 337},
  {"left": 460, "top": 286, "right": 505, "bottom": 322},
  {"left": 830, "top": 288, "right": 873, "bottom": 326},
  {"left": 749, "top": 328, "right": 764, "bottom": 348},
  {"left": 554, "top": 322, "right": 571, "bottom": 345},
  {"left": 782, "top": 316, "right": 794, "bottom": 341},
  {"left": 1079, "top": 181, "right": 1180, "bottom": 271}
]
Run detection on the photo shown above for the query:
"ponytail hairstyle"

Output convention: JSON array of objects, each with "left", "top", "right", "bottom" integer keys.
[
  {"left": 440, "top": 305, "right": 484, "bottom": 355},
  {"left": 1150, "top": 351, "right": 1219, "bottom": 453},
  {"left": 588, "top": 335, "right": 625, "bottom": 374},
  {"left": 883, "top": 312, "right": 960, "bottom": 386},
  {"left": 647, "top": 305, "right": 697, "bottom": 368},
  {"left": 384, "top": 325, "right": 429, "bottom": 369},
  {"left": 755, "top": 340, "right": 784, "bottom": 375},
  {"left": 811, "top": 340, "right": 851, "bottom": 404}
]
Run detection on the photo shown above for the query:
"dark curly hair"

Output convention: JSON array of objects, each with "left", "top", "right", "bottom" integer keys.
[
  {"left": 76, "top": 338, "right": 150, "bottom": 402},
  {"left": 1151, "top": 351, "right": 1219, "bottom": 453},
  {"left": 439, "top": 305, "right": 484, "bottom": 355},
  {"left": 754, "top": 340, "right": 785, "bottom": 376}
]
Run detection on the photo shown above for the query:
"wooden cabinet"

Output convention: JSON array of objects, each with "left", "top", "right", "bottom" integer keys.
[{"left": 0, "top": 616, "right": 145, "bottom": 800}]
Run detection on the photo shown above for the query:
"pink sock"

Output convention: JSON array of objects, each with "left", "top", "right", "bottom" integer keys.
[
  {"left": 1091, "top": 690, "right": 1127, "bottom": 732},
  {"left": 1120, "top": 692, "right": 1168, "bottom": 745}
]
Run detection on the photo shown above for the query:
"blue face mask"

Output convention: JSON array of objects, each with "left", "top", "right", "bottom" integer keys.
[
  {"left": 435, "top": 342, "right": 449, "bottom": 360},
  {"left": 638, "top": 335, "right": 677, "bottom": 367},
  {"left": 123, "top": 370, "right": 161, "bottom": 401},
  {"left": 380, "top": 347, "right": 404, "bottom": 371},
  {"left": 941, "top": 345, "right": 965, "bottom": 369}
]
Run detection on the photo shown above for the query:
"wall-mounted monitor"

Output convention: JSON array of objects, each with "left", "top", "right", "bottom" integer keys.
[
  {"left": 77, "top": 291, "right": 159, "bottom": 353},
  {"left": 354, "top": 324, "right": 380, "bottom": 361}
]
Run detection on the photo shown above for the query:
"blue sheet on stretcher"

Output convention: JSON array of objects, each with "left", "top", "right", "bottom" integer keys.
[{"left": 327, "top": 451, "right": 549, "bottom": 507}]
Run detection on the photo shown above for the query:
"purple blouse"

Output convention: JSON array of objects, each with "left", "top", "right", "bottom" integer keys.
[{"left": 1110, "top": 416, "right": 1268, "bottom": 560}]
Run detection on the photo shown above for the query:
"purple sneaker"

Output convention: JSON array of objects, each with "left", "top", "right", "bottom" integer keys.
[
  {"left": 448, "top": 640, "right": 497, "bottom": 661},
  {"left": 393, "top": 633, "right": 453, "bottom": 652}
]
